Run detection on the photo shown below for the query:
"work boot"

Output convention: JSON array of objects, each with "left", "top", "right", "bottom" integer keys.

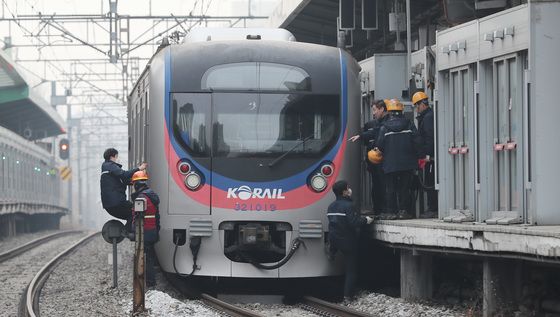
[
  {"left": 121, "top": 227, "right": 135, "bottom": 241},
  {"left": 419, "top": 211, "right": 438, "bottom": 219},
  {"left": 397, "top": 210, "right": 413, "bottom": 220}
]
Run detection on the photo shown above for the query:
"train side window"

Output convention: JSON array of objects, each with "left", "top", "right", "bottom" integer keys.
[{"left": 172, "top": 93, "right": 211, "bottom": 157}]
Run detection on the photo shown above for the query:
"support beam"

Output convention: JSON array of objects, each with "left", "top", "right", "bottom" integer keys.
[
  {"left": 483, "top": 258, "right": 522, "bottom": 317},
  {"left": 400, "top": 249, "right": 433, "bottom": 300}
]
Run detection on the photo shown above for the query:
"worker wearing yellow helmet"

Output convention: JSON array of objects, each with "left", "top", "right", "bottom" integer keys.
[
  {"left": 412, "top": 91, "right": 437, "bottom": 218},
  {"left": 375, "top": 98, "right": 421, "bottom": 220}
]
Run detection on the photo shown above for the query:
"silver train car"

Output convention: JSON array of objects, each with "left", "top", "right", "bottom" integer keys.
[
  {"left": 128, "top": 28, "right": 362, "bottom": 278},
  {"left": 0, "top": 125, "right": 65, "bottom": 234}
]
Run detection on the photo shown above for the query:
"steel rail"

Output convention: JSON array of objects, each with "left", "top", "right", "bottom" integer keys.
[
  {"left": 22, "top": 231, "right": 99, "bottom": 317},
  {"left": 302, "top": 296, "right": 375, "bottom": 317},
  {"left": 200, "top": 293, "right": 265, "bottom": 317},
  {"left": 0, "top": 230, "right": 82, "bottom": 264}
]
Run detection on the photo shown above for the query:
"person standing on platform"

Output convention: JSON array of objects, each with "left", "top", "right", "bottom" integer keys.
[
  {"left": 100, "top": 148, "right": 147, "bottom": 231},
  {"left": 130, "top": 170, "right": 160, "bottom": 287},
  {"left": 349, "top": 99, "right": 389, "bottom": 216},
  {"left": 327, "top": 180, "right": 374, "bottom": 300},
  {"left": 376, "top": 99, "right": 421, "bottom": 220},
  {"left": 412, "top": 91, "right": 438, "bottom": 218}
]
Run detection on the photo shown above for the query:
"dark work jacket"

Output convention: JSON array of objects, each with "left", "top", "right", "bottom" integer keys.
[
  {"left": 416, "top": 107, "right": 435, "bottom": 157},
  {"left": 131, "top": 187, "right": 160, "bottom": 242},
  {"left": 327, "top": 196, "right": 366, "bottom": 253},
  {"left": 376, "top": 113, "right": 421, "bottom": 174},
  {"left": 100, "top": 160, "right": 139, "bottom": 209},
  {"left": 360, "top": 115, "right": 389, "bottom": 151}
]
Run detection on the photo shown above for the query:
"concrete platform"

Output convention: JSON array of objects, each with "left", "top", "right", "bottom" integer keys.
[{"left": 371, "top": 219, "right": 560, "bottom": 263}]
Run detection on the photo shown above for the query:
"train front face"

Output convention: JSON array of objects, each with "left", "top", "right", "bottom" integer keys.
[{"left": 151, "top": 40, "right": 361, "bottom": 278}]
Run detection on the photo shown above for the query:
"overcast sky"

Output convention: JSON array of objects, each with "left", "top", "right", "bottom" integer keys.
[{"left": 1, "top": 0, "right": 277, "bottom": 120}]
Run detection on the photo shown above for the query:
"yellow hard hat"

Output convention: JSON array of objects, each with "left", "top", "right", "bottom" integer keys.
[
  {"left": 131, "top": 170, "right": 149, "bottom": 182},
  {"left": 367, "top": 148, "right": 383, "bottom": 164},
  {"left": 412, "top": 91, "right": 429, "bottom": 106},
  {"left": 384, "top": 98, "right": 404, "bottom": 112}
]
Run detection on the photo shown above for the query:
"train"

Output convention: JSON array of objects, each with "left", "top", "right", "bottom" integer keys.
[
  {"left": 128, "top": 28, "right": 362, "bottom": 278},
  {"left": 0, "top": 125, "right": 65, "bottom": 236}
]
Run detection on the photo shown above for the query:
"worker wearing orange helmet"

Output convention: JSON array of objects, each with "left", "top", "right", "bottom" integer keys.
[
  {"left": 412, "top": 91, "right": 437, "bottom": 218},
  {"left": 348, "top": 99, "right": 388, "bottom": 215},
  {"left": 376, "top": 98, "right": 421, "bottom": 220},
  {"left": 130, "top": 170, "right": 160, "bottom": 287}
]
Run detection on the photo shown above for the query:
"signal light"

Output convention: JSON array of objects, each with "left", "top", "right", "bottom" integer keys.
[
  {"left": 320, "top": 164, "right": 334, "bottom": 177},
  {"left": 59, "top": 139, "right": 69, "bottom": 160},
  {"left": 184, "top": 172, "right": 202, "bottom": 190},
  {"left": 178, "top": 162, "right": 191, "bottom": 174},
  {"left": 310, "top": 174, "right": 328, "bottom": 192}
]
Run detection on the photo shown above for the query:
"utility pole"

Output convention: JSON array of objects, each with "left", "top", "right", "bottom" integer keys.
[{"left": 67, "top": 102, "right": 73, "bottom": 225}]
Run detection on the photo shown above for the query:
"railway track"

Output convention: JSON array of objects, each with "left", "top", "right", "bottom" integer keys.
[
  {"left": 300, "top": 296, "right": 375, "bottom": 317},
  {"left": 18, "top": 231, "right": 98, "bottom": 317},
  {"left": 200, "top": 293, "right": 266, "bottom": 317},
  {"left": 0, "top": 230, "right": 82, "bottom": 264}
]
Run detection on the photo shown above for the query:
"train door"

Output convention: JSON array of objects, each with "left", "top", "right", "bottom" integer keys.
[
  {"left": 485, "top": 53, "right": 525, "bottom": 224},
  {"left": 209, "top": 92, "right": 260, "bottom": 212},
  {"left": 440, "top": 64, "right": 476, "bottom": 222}
]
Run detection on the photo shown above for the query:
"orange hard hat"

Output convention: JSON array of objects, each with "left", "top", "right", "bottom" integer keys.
[
  {"left": 367, "top": 148, "right": 383, "bottom": 164},
  {"left": 412, "top": 91, "right": 429, "bottom": 106},
  {"left": 384, "top": 98, "right": 404, "bottom": 112},
  {"left": 131, "top": 170, "right": 148, "bottom": 182}
]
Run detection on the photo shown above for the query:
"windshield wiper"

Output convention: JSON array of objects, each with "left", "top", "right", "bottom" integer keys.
[{"left": 268, "top": 135, "right": 313, "bottom": 168}]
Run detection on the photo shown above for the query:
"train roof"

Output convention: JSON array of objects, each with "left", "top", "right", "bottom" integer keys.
[
  {"left": 168, "top": 40, "right": 356, "bottom": 94},
  {"left": 182, "top": 28, "right": 296, "bottom": 43}
]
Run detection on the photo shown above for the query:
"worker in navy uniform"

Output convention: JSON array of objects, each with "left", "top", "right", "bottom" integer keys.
[
  {"left": 412, "top": 91, "right": 438, "bottom": 218},
  {"left": 130, "top": 170, "right": 160, "bottom": 287},
  {"left": 100, "top": 148, "right": 147, "bottom": 230},
  {"left": 376, "top": 99, "right": 421, "bottom": 220},
  {"left": 349, "top": 99, "right": 389, "bottom": 216},
  {"left": 327, "top": 180, "right": 373, "bottom": 300}
]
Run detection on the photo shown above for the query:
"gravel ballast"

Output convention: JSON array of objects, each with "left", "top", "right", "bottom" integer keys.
[{"left": 39, "top": 234, "right": 471, "bottom": 316}]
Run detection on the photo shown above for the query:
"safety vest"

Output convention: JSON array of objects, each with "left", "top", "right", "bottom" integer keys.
[{"left": 132, "top": 192, "right": 158, "bottom": 231}]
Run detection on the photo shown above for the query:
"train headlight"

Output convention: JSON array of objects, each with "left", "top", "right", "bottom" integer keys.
[
  {"left": 178, "top": 162, "right": 191, "bottom": 174},
  {"left": 184, "top": 172, "right": 202, "bottom": 190},
  {"left": 310, "top": 174, "right": 327, "bottom": 192},
  {"left": 320, "top": 164, "right": 334, "bottom": 177}
]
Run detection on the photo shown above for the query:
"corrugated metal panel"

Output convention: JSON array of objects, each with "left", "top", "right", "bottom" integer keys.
[
  {"left": 298, "top": 220, "right": 323, "bottom": 238},
  {"left": 189, "top": 219, "right": 213, "bottom": 236}
]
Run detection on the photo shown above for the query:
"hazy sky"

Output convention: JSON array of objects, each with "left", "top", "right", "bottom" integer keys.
[{"left": 0, "top": 0, "right": 277, "bottom": 119}]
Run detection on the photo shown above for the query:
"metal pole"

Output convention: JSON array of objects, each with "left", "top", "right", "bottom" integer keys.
[
  {"left": 133, "top": 210, "right": 145, "bottom": 313},
  {"left": 67, "top": 104, "right": 73, "bottom": 224},
  {"left": 406, "top": 0, "right": 412, "bottom": 93},
  {"left": 112, "top": 238, "right": 118, "bottom": 288},
  {"left": 77, "top": 123, "right": 82, "bottom": 226}
]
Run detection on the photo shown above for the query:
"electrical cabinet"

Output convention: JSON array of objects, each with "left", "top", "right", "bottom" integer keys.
[{"left": 436, "top": 2, "right": 560, "bottom": 225}]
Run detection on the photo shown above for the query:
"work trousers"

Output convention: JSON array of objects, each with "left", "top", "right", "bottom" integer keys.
[
  {"left": 145, "top": 242, "right": 156, "bottom": 285},
  {"left": 385, "top": 170, "right": 414, "bottom": 214},
  {"left": 423, "top": 161, "right": 438, "bottom": 212},
  {"left": 368, "top": 163, "right": 386, "bottom": 214},
  {"left": 105, "top": 200, "right": 133, "bottom": 229}
]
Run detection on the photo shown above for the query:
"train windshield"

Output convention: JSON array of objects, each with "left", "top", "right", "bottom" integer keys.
[
  {"left": 213, "top": 93, "right": 339, "bottom": 158},
  {"left": 172, "top": 93, "right": 340, "bottom": 158}
]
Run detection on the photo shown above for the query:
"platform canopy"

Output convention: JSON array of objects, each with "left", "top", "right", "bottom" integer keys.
[
  {"left": 0, "top": 49, "right": 66, "bottom": 141},
  {"left": 269, "top": 0, "right": 442, "bottom": 60}
]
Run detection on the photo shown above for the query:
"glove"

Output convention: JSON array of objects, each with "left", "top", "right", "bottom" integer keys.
[
  {"left": 418, "top": 158, "right": 427, "bottom": 170},
  {"left": 365, "top": 216, "right": 374, "bottom": 224}
]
